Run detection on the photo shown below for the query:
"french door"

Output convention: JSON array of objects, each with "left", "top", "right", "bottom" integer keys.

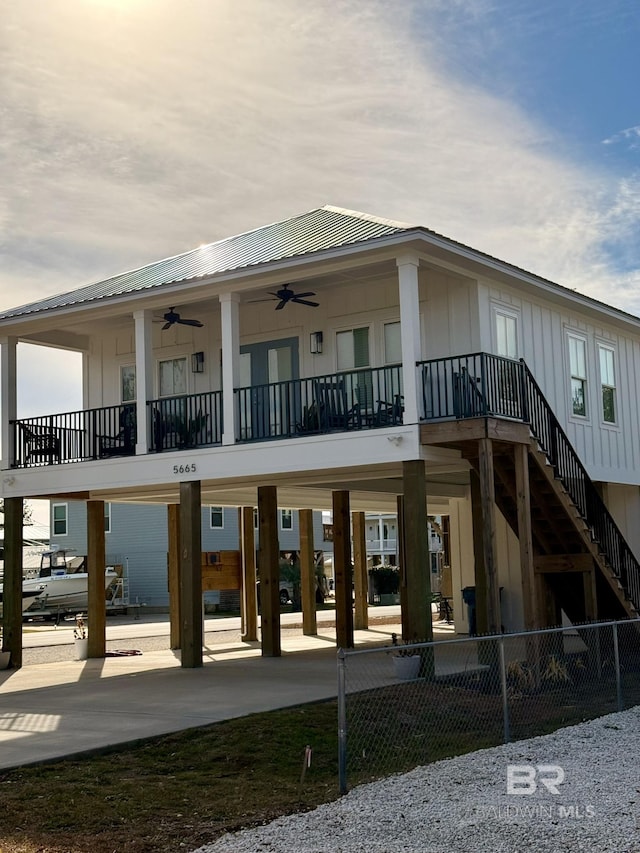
[{"left": 239, "top": 337, "right": 299, "bottom": 439}]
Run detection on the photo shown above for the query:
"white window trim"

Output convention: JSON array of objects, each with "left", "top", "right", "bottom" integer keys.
[
  {"left": 566, "top": 331, "right": 589, "bottom": 420},
  {"left": 382, "top": 319, "right": 402, "bottom": 365},
  {"left": 597, "top": 341, "right": 618, "bottom": 427},
  {"left": 157, "top": 353, "right": 190, "bottom": 398},
  {"left": 491, "top": 303, "right": 520, "bottom": 359},
  {"left": 209, "top": 506, "right": 224, "bottom": 529},
  {"left": 334, "top": 324, "right": 372, "bottom": 372},
  {"left": 104, "top": 503, "right": 111, "bottom": 534},
  {"left": 52, "top": 502, "right": 68, "bottom": 537},
  {"left": 280, "top": 509, "right": 293, "bottom": 530},
  {"left": 120, "top": 364, "right": 136, "bottom": 404}
]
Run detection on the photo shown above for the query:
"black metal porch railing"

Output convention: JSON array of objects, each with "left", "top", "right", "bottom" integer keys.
[
  {"left": 420, "top": 352, "right": 640, "bottom": 612},
  {"left": 148, "top": 391, "right": 223, "bottom": 452},
  {"left": 235, "top": 364, "right": 403, "bottom": 442},
  {"left": 11, "top": 404, "right": 137, "bottom": 467},
  {"left": 420, "top": 352, "right": 527, "bottom": 421},
  {"left": 11, "top": 392, "right": 224, "bottom": 465}
]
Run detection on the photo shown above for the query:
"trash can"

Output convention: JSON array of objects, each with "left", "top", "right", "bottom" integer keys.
[
  {"left": 462, "top": 586, "right": 476, "bottom": 635},
  {"left": 461, "top": 586, "right": 504, "bottom": 635}
]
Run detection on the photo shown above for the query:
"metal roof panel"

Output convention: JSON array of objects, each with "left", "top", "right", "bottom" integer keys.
[{"left": 0, "top": 206, "right": 411, "bottom": 321}]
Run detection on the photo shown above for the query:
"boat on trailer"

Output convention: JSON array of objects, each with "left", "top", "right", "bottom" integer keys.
[
  {"left": 0, "top": 585, "right": 45, "bottom": 615},
  {"left": 22, "top": 549, "right": 118, "bottom": 617}
]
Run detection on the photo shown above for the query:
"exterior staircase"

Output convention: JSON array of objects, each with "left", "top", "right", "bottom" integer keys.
[{"left": 421, "top": 353, "right": 640, "bottom": 623}]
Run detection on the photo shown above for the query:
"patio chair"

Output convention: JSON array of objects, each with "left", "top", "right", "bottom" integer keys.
[
  {"left": 374, "top": 394, "right": 404, "bottom": 426},
  {"left": 20, "top": 423, "right": 61, "bottom": 465},
  {"left": 99, "top": 405, "right": 136, "bottom": 458},
  {"left": 314, "top": 379, "right": 361, "bottom": 431}
]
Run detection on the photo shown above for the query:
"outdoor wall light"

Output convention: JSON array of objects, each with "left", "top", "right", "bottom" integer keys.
[
  {"left": 310, "top": 331, "right": 323, "bottom": 354},
  {"left": 191, "top": 351, "right": 205, "bottom": 373}
]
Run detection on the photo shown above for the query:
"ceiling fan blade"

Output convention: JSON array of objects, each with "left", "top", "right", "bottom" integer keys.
[
  {"left": 268, "top": 291, "right": 285, "bottom": 299},
  {"left": 177, "top": 318, "right": 204, "bottom": 327},
  {"left": 162, "top": 321, "right": 172, "bottom": 330},
  {"left": 292, "top": 297, "right": 319, "bottom": 307},
  {"left": 275, "top": 300, "right": 287, "bottom": 310},
  {"left": 292, "top": 291, "right": 315, "bottom": 299}
]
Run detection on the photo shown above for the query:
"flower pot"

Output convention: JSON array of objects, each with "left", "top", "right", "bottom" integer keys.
[
  {"left": 392, "top": 654, "right": 421, "bottom": 680},
  {"left": 0, "top": 650, "right": 10, "bottom": 670},
  {"left": 74, "top": 638, "right": 89, "bottom": 661}
]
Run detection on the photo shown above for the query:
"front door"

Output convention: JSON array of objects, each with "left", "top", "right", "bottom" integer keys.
[{"left": 239, "top": 337, "right": 300, "bottom": 439}]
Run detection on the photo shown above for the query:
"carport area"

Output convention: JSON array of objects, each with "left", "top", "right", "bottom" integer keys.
[
  {"left": 0, "top": 606, "right": 460, "bottom": 770},
  {"left": 3, "top": 455, "right": 464, "bottom": 670}
]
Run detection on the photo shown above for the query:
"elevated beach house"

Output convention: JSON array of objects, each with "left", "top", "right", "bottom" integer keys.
[{"left": 2, "top": 205, "right": 640, "bottom": 667}]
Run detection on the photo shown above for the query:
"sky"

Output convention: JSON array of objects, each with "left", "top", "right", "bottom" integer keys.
[{"left": 1, "top": 0, "right": 639, "bottom": 523}]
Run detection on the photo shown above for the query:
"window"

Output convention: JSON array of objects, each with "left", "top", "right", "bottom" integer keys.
[
  {"left": 493, "top": 309, "right": 520, "bottom": 407},
  {"left": 104, "top": 503, "right": 111, "bottom": 534},
  {"left": 121, "top": 365, "right": 136, "bottom": 403},
  {"left": 253, "top": 508, "right": 259, "bottom": 529},
  {"left": 52, "top": 503, "right": 68, "bottom": 536},
  {"left": 336, "top": 327, "right": 370, "bottom": 370},
  {"left": 159, "top": 357, "right": 187, "bottom": 397},
  {"left": 210, "top": 506, "right": 224, "bottom": 529},
  {"left": 384, "top": 322, "right": 402, "bottom": 364},
  {"left": 280, "top": 509, "right": 293, "bottom": 530},
  {"left": 598, "top": 345, "right": 616, "bottom": 424},
  {"left": 568, "top": 335, "right": 588, "bottom": 417},
  {"left": 495, "top": 311, "right": 518, "bottom": 358}
]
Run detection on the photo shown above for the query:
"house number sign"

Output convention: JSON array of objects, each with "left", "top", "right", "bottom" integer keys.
[{"left": 173, "top": 464, "right": 197, "bottom": 475}]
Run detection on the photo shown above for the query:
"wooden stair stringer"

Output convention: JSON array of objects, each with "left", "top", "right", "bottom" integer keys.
[{"left": 527, "top": 437, "right": 638, "bottom": 620}]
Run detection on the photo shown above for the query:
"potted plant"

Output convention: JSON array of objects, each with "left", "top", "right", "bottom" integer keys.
[
  {"left": 369, "top": 566, "right": 401, "bottom": 605},
  {"left": 390, "top": 632, "right": 421, "bottom": 680},
  {"left": 73, "top": 614, "right": 89, "bottom": 661}
]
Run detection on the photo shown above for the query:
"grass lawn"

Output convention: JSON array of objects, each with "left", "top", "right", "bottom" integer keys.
[
  {"left": 0, "top": 702, "right": 340, "bottom": 853},
  {"left": 3, "top": 647, "right": 637, "bottom": 853}
]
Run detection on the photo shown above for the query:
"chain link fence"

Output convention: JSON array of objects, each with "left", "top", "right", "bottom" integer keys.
[{"left": 338, "top": 618, "right": 640, "bottom": 793}]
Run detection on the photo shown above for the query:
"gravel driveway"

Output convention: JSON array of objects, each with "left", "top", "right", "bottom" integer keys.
[{"left": 193, "top": 707, "right": 640, "bottom": 853}]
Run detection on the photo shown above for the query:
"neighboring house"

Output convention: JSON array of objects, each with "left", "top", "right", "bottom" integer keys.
[
  {"left": 51, "top": 501, "right": 328, "bottom": 608},
  {"left": 366, "top": 513, "right": 398, "bottom": 567},
  {"left": 2, "top": 204, "right": 640, "bottom": 662}
]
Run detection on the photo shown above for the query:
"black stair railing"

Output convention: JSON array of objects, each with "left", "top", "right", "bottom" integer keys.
[
  {"left": 522, "top": 361, "right": 640, "bottom": 611},
  {"left": 420, "top": 352, "right": 640, "bottom": 612}
]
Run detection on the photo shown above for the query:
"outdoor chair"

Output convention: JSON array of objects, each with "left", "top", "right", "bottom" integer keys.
[
  {"left": 98, "top": 405, "right": 136, "bottom": 458},
  {"left": 19, "top": 423, "right": 61, "bottom": 465},
  {"left": 374, "top": 394, "right": 404, "bottom": 426},
  {"left": 313, "top": 379, "right": 362, "bottom": 431}
]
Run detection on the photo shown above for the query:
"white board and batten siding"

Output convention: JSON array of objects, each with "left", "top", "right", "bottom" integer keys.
[{"left": 476, "top": 281, "right": 640, "bottom": 489}]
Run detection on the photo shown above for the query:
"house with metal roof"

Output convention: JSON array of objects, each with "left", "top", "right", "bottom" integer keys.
[{"left": 2, "top": 204, "right": 640, "bottom": 668}]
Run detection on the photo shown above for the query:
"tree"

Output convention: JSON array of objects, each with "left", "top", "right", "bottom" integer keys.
[{"left": 0, "top": 499, "right": 34, "bottom": 527}]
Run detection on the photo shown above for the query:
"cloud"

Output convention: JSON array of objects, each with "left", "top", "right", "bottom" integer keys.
[
  {"left": 0, "top": 0, "right": 639, "bottom": 318},
  {"left": 603, "top": 126, "right": 640, "bottom": 149}
]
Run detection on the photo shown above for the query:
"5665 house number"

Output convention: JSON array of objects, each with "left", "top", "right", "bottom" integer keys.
[{"left": 173, "top": 464, "right": 197, "bottom": 475}]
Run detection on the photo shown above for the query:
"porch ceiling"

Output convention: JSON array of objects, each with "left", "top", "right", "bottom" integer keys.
[{"left": 77, "top": 465, "right": 469, "bottom": 513}]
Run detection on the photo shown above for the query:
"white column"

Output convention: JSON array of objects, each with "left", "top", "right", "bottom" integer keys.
[
  {"left": 0, "top": 336, "right": 18, "bottom": 470},
  {"left": 220, "top": 292, "right": 240, "bottom": 445},
  {"left": 133, "top": 310, "right": 154, "bottom": 454},
  {"left": 397, "top": 253, "right": 422, "bottom": 424}
]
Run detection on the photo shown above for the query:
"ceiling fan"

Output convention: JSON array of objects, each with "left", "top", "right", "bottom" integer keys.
[
  {"left": 161, "top": 308, "right": 204, "bottom": 330},
  {"left": 268, "top": 285, "right": 319, "bottom": 310}
]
